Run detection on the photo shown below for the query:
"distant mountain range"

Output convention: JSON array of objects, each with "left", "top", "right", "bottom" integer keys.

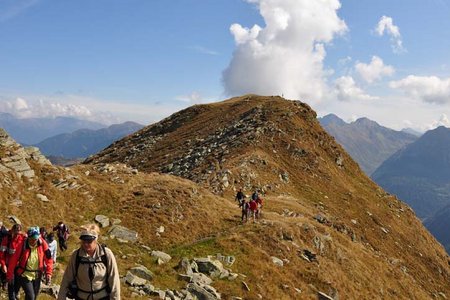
[
  {"left": 319, "top": 114, "right": 418, "bottom": 175},
  {"left": 372, "top": 126, "right": 450, "bottom": 220},
  {"left": 34, "top": 121, "right": 144, "bottom": 159},
  {"left": 0, "top": 112, "right": 105, "bottom": 144}
]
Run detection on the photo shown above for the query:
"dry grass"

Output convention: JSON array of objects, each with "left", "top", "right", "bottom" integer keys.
[{"left": 1, "top": 95, "right": 450, "bottom": 299}]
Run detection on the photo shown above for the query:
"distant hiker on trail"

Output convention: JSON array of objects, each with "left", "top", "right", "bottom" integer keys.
[
  {"left": 251, "top": 190, "right": 259, "bottom": 201},
  {"left": 46, "top": 233, "right": 57, "bottom": 270},
  {"left": 0, "top": 223, "right": 26, "bottom": 300},
  {"left": 53, "top": 221, "right": 69, "bottom": 252},
  {"left": 58, "top": 224, "right": 120, "bottom": 300},
  {"left": 7, "top": 226, "right": 53, "bottom": 300},
  {"left": 235, "top": 188, "right": 246, "bottom": 206},
  {"left": 249, "top": 199, "right": 258, "bottom": 222},
  {"left": 255, "top": 195, "right": 264, "bottom": 219},
  {"left": 240, "top": 199, "right": 250, "bottom": 223}
]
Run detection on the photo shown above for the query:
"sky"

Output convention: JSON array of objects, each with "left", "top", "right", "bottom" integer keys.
[{"left": 1, "top": 0, "right": 450, "bottom": 131}]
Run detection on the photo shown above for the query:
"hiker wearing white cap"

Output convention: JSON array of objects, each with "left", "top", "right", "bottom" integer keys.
[{"left": 58, "top": 224, "right": 120, "bottom": 300}]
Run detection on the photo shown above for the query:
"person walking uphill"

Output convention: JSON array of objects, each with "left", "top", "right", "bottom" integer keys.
[
  {"left": 58, "top": 224, "right": 120, "bottom": 300},
  {"left": 53, "top": 221, "right": 70, "bottom": 252},
  {"left": 0, "top": 224, "right": 26, "bottom": 300},
  {"left": 7, "top": 226, "right": 53, "bottom": 300}
]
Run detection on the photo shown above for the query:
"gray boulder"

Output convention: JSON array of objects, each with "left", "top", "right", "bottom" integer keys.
[
  {"left": 187, "top": 283, "right": 221, "bottom": 300},
  {"left": 129, "top": 265, "right": 154, "bottom": 281},
  {"left": 125, "top": 271, "right": 147, "bottom": 286},
  {"left": 95, "top": 215, "right": 110, "bottom": 228},
  {"left": 194, "top": 258, "right": 225, "bottom": 278},
  {"left": 108, "top": 225, "right": 138, "bottom": 243},
  {"left": 151, "top": 250, "right": 172, "bottom": 264}
]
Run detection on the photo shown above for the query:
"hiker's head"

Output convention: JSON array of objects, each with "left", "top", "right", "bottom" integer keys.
[
  {"left": 12, "top": 223, "right": 22, "bottom": 235},
  {"left": 27, "top": 226, "right": 40, "bottom": 246},
  {"left": 47, "top": 232, "right": 55, "bottom": 242},
  {"left": 58, "top": 221, "right": 64, "bottom": 227},
  {"left": 80, "top": 223, "right": 100, "bottom": 252}
]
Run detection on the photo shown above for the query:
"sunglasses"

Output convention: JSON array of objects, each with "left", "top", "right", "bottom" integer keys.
[{"left": 81, "top": 239, "right": 95, "bottom": 244}]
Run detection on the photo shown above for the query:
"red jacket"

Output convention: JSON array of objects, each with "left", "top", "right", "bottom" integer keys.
[
  {"left": 249, "top": 200, "right": 258, "bottom": 211},
  {"left": 6, "top": 237, "right": 53, "bottom": 281},
  {"left": 0, "top": 232, "right": 26, "bottom": 268}
]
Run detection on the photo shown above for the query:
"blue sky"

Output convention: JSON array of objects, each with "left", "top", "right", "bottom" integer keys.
[{"left": 1, "top": 0, "right": 450, "bottom": 131}]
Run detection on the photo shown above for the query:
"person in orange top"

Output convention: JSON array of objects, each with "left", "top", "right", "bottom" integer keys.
[
  {"left": 7, "top": 226, "right": 53, "bottom": 300},
  {"left": 0, "top": 224, "right": 26, "bottom": 300}
]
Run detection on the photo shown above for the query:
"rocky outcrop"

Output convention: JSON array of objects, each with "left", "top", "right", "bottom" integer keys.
[{"left": 0, "top": 128, "right": 51, "bottom": 179}]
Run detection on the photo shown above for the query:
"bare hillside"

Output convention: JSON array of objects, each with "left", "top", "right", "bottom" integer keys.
[{"left": 1, "top": 95, "right": 450, "bottom": 299}]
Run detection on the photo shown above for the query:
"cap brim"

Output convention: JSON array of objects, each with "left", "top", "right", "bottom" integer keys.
[{"left": 79, "top": 235, "right": 96, "bottom": 241}]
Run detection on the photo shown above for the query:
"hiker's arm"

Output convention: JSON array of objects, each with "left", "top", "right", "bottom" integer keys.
[
  {"left": 57, "top": 250, "right": 76, "bottom": 300},
  {"left": 106, "top": 248, "right": 121, "bottom": 300}
]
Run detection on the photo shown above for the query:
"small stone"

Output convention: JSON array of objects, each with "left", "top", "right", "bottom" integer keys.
[
  {"left": 271, "top": 256, "right": 284, "bottom": 267},
  {"left": 242, "top": 281, "right": 250, "bottom": 291},
  {"left": 36, "top": 193, "right": 49, "bottom": 202}
]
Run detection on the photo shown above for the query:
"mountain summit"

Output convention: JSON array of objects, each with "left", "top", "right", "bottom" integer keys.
[
  {"left": 319, "top": 114, "right": 417, "bottom": 175},
  {"left": 85, "top": 95, "right": 450, "bottom": 298}
]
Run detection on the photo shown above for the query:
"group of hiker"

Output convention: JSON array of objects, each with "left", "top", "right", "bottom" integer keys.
[
  {"left": 0, "top": 220, "right": 120, "bottom": 300},
  {"left": 235, "top": 189, "right": 264, "bottom": 223}
]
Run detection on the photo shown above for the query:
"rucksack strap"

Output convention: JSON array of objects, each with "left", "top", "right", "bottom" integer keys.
[{"left": 74, "top": 244, "right": 110, "bottom": 294}]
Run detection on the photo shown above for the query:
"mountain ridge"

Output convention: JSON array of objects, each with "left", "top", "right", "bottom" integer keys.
[
  {"left": 82, "top": 95, "right": 450, "bottom": 298},
  {"left": 0, "top": 113, "right": 106, "bottom": 144},
  {"left": 319, "top": 114, "right": 418, "bottom": 175},
  {"left": 34, "top": 121, "right": 144, "bottom": 160}
]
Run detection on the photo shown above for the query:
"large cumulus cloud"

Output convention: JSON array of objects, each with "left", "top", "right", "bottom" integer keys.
[{"left": 222, "top": 0, "right": 347, "bottom": 103}]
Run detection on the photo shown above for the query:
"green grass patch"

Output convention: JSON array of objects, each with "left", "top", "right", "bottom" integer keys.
[{"left": 168, "top": 237, "right": 223, "bottom": 259}]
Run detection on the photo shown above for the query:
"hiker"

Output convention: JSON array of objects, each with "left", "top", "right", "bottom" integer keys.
[
  {"left": 7, "top": 226, "right": 53, "bottom": 300},
  {"left": 39, "top": 227, "right": 48, "bottom": 241},
  {"left": 0, "top": 221, "right": 8, "bottom": 290},
  {"left": 249, "top": 199, "right": 258, "bottom": 222},
  {"left": 240, "top": 199, "right": 250, "bottom": 223},
  {"left": 251, "top": 190, "right": 259, "bottom": 201},
  {"left": 58, "top": 224, "right": 120, "bottom": 300},
  {"left": 255, "top": 196, "right": 264, "bottom": 219},
  {"left": 46, "top": 233, "right": 57, "bottom": 270},
  {"left": 235, "top": 188, "right": 245, "bottom": 206},
  {"left": 0, "top": 224, "right": 26, "bottom": 300},
  {"left": 53, "top": 221, "right": 69, "bottom": 252}
]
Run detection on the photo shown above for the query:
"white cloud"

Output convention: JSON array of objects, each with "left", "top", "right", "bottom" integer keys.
[
  {"left": 389, "top": 75, "right": 450, "bottom": 104},
  {"left": 223, "top": 0, "right": 347, "bottom": 103},
  {"left": 0, "top": 97, "right": 93, "bottom": 119},
  {"left": 188, "top": 46, "right": 219, "bottom": 56},
  {"left": 334, "top": 76, "right": 378, "bottom": 101},
  {"left": 175, "top": 91, "right": 206, "bottom": 104},
  {"left": 426, "top": 114, "right": 450, "bottom": 130},
  {"left": 374, "top": 16, "right": 405, "bottom": 54},
  {"left": 355, "top": 56, "right": 395, "bottom": 83}
]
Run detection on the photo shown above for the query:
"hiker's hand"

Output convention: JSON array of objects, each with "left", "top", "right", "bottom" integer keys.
[{"left": 1, "top": 264, "right": 6, "bottom": 274}]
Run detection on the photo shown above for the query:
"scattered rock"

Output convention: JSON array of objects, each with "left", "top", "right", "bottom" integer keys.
[
  {"left": 271, "top": 256, "right": 284, "bottom": 267},
  {"left": 318, "top": 291, "right": 334, "bottom": 300},
  {"left": 151, "top": 250, "right": 172, "bottom": 264},
  {"left": 194, "top": 257, "right": 225, "bottom": 278},
  {"left": 129, "top": 265, "right": 154, "bottom": 281},
  {"left": 95, "top": 215, "right": 110, "bottom": 228},
  {"left": 242, "top": 281, "right": 250, "bottom": 291},
  {"left": 36, "top": 193, "right": 49, "bottom": 202},
  {"left": 125, "top": 271, "right": 148, "bottom": 286},
  {"left": 108, "top": 225, "right": 138, "bottom": 243}
]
